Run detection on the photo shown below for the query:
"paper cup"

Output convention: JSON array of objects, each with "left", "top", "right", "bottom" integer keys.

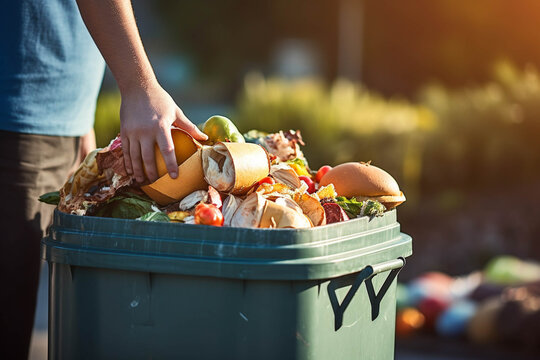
[{"left": 202, "top": 142, "right": 270, "bottom": 195}]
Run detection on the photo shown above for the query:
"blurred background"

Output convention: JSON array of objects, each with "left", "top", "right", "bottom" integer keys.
[{"left": 31, "top": 0, "right": 540, "bottom": 359}]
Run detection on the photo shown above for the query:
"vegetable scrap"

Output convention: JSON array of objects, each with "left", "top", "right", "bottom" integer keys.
[{"left": 40, "top": 115, "right": 405, "bottom": 228}]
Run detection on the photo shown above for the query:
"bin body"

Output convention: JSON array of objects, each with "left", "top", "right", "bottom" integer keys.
[{"left": 43, "top": 209, "right": 412, "bottom": 360}]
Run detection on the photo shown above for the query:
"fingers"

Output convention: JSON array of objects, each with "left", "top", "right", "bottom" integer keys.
[
  {"left": 174, "top": 107, "right": 208, "bottom": 141},
  {"left": 140, "top": 138, "right": 158, "bottom": 182},
  {"left": 124, "top": 132, "right": 176, "bottom": 182},
  {"left": 129, "top": 138, "right": 146, "bottom": 183},
  {"left": 120, "top": 93, "right": 203, "bottom": 183},
  {"left": 156, "top": 130, "right": 178, "bottom": 178},
  {"left": 122, "top": 134, "right": 158, "bottom": 183},
  {"left": 121, "top": 134, "right": 133, "bottom": 175}
]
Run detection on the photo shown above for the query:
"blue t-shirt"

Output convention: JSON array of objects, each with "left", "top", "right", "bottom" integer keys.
[{"left": 0, "top": 0, "right": 105, "bottom": 136}]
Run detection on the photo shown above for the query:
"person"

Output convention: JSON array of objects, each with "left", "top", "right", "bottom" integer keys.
[{"left": 0, "top": 1, "right": 207, "bottom": 358}]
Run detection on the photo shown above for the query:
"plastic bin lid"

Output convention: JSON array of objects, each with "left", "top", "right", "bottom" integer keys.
[{"left": 42, "top": 209, "right": 412, "bottom": 280}]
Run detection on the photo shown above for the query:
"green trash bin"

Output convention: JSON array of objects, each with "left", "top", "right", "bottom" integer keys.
[{"left": 42, "top": 208, "right": 412, "bottom": 360}]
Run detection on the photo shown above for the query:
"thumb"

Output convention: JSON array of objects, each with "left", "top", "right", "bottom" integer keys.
[{"left": 174, "top": 107, "right": 208, "bottom": 141}]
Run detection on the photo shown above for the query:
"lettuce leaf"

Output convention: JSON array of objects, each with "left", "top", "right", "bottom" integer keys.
[
  {"left": 335, "top": 196, "right": 364, "bottom": 218},
  {"left": 39, "top": 191, "right": 60, "bottom": 205},
  {"left": 335, "top": 197, "right": 386, "bottom": 218},
  {"left": 92, "top": 192, "right": 155, "bottom": 219},
  {"left": 137, "top": 211, "right": 171, "bottom": 222}
]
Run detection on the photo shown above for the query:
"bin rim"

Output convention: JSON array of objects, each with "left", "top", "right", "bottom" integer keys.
[
  {"left": 52, "top": 208, "right": 397, "bottom": 232},
  {"left": 42, "top": 209, "right": 412, "bottom": 280}
]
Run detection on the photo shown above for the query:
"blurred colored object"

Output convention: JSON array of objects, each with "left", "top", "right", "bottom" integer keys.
[
  {"left": 484, "top": 256, "right": 540, "bottom": 285},
  {"left": 408, "top": 272, "right": 453, "bottom": 306},
  {"left": 418, "top": 296, "right": 450, "bottom": 329},
  {"left": 469, "top": 282, "right": 505, "bottom": 303},
  {"left": 416, "top": 272, "right": 454, "bottom": 290},
  {"left": 449, "top": 271, "right": 483, "bottom": 300},
  {"left": 467, "top": 297, "right": 503, "bottom": 345},
  {"left": 497, "top": 284, "right": 540, "bottom": 347},
  {"left": 396, "top": 307, "right": 425, "bottom": 337},
  {"left": 406, "top": 282, "right": 431, "bottom": 308},
  {"left": 435, "top": 300, "right": 476, "bottom": 337},
  {"left": 418, "top": 271, "right": 454, "bottom": 283},
  {"left": 396, "top": 256, "right": 540, "bottom": 353}
]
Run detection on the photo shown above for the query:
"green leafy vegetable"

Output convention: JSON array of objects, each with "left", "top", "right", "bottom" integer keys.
[
  {"left": 137, "top": 211, "right": 171, "bottom": 222},
  {"left": 335, "top": 196, "right": 364, "bottom": 218},
  {"left": 39, "top": 191, "right": 60, "bottom": 205},
  {"left": 362, "top": 200, "right": 386, "bottom": 217},
  {"left": 335, "top": 197, "right": 386, "bottom": 218},
  {"left": 287, "top": 157, "right": 308, "bottom": 168},
  {"left": 92, "top": 192, "right": 155, "bottom": 219}
]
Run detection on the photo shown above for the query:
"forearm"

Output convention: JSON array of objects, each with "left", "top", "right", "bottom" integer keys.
[
  {"left": 76, "top": 0, "right": 157, "bottom": 93},
  {"left": 76, "top": 0, "right": 206, "bottom": 183}
]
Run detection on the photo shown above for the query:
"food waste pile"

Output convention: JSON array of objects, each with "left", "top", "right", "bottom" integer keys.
[{"left": 40, "top": 116, "right": 406, "bottom": 228}]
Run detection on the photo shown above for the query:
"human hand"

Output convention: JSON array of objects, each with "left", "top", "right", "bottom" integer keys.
[
  {"left": 75, "top": 0, "right": 207, "bottom": 182},
  {"left": 119, "top": 84, "right": 207, "bottom": 183}
]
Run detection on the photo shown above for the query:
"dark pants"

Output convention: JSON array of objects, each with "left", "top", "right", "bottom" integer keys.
[{"left": 0, "top": 130, "right": 79, "bottom": 360}]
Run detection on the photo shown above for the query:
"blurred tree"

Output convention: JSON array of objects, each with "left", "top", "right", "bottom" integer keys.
[
  {"left": 363, "top": 0, "right": 540, "bottom": 95},
  {"left": 152, "top": 0, "right": 540, "bottom": 97},
  {"left": 153, "top": 0, "right": 338, "bottom": 91}
]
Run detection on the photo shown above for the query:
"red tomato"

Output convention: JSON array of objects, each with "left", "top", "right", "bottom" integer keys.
[
  {"left": 258, "top": 176, "right": 275, "bottom": 186},
  {"left": 298, "top": 175, "right": 316, "bottom": 193},
  {"left": 315, "top": 165, "right": 332, "bottom": 183},
  {"left": 194, "top": 203, "right": 224, "bottom": 226}
]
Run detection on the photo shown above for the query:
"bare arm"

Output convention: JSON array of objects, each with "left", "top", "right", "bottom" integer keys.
[{"left": 76, "top": 0, "right": 207, "bottom": 182}]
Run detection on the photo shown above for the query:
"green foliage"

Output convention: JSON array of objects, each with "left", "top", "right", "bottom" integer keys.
[
  {"left": 94, "top": 92, "right": 121, "bottom": 148},
  {"left": 234, "top": 73, "right": 435, "bottom": 197},
  {"left": 418, "top": 61, "right": 540, "bottom": 190},
  {"left": 234, "top": 62, "right": 540, "bottom": 202}
]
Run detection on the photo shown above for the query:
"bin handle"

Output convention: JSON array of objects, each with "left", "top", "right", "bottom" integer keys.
[{"left": 327, "top": 257, "right": 405, "bottom": 331}]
